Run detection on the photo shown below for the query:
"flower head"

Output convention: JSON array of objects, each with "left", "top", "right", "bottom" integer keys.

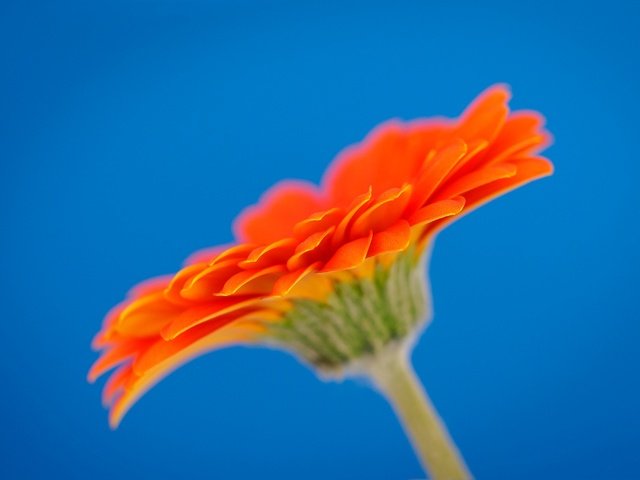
[{"left": 89, "top": 85, "right": 552, "bottom": 428}]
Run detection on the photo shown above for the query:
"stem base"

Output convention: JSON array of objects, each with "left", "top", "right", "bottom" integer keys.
[{"left": 365, "top": 342, "right": 472, "bottom": 480}]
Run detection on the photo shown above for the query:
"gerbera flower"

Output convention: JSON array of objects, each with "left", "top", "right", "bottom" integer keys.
[{"left": 89, "top": 84, "right": 552, "bottom": 479}]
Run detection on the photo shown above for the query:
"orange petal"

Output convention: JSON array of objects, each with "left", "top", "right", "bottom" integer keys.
[
  {"left": 323, "top": 120, "right": 458, "bottom": 209},
  {"left": 443, "top": 108, "right": 549, "bottom": 185},
  {"left": 455, "top": 84, "right": 510, "bottom": 143},
  {"left": 434, "top": 163, "right": 518, "bottom": 200},
  {"left": 210, "top": 243, "right": 256, "bottom": 265},
  {"left": 102, "top": 363, "right": 132, "bottom": 407},
  {"left": 146, "top": 319, "right": 247, "bottom": 374},
  {"left": 180, "top": 259, "right": 242, "bottom": 300},
  {"left": 293, "top": 207, "right": 344, "bottom": 239},
  {"left": 238, "top": 238, "right": 297, "bottom": 269},
  {"left": 222, "top": 264, "right": 286, "bottom": 295},
  {"left": 332, "top": 187, "right": 373, "bottom": 247},
  {"left": 463, "top": 157, "right": 554, "bottom": 211},
  {"left": 143, "top": 317, "right": 265, "bottom": 376},
  {"left": 483, "top": 135, "right": 547, "bottom": 168},
  {"left": 409, "top": 139, "right": 468, "bottom": 210},
  {"left": 164, "top": 263, "right": 209, "bottom": 305},
  {"left": 234, "top": 180, "right": 324, "bottom": 244},
  {"left": 487, "top": 110, "right": 550, "bottom": 161},
  {"left": 272, "top": 261, "right": 321, "bottom": 295},
  {"left": 116, "top": 292, "right": 184, "bottom": 337},
  {"left": 92, "top": 303, "right": 128, "bottom": 349},
  {"left": 322, "top": 231, "right": 373, "bottom": 272},
  {"left": 429, "top": 157, "right": 553, "bottom": 237},
  {"left": 286, "top": 226, "right": 335, "bottom": 271},
  {"left": 441, "top": 138, "right": 490, "bottom": 183},
  {"left": 408, "top": 197, "right": 466, "bottom": 226},
  {"left": 350, "top": 184, "right": 413, "bottom": 238},
  {"left": 88, "top": 340, "right": 151, "bottom": 382},
  {"left": 324, "top": 122, "right": 402, "bottom": 206},
  {"left": 161, "top": 297, "right": 261, "bottom": 340},
  {"left": 368, "top": 220, "right": 412, "bottom": 257}
]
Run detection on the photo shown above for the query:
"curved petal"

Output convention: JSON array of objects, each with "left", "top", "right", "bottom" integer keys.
[
  {"left": 368, "top": 220, "right": 412, "bottom": 257},
  {"left": 116, "top": 293, "right": 184, "bottom": 337},
  {"left": 434, "top": 163, "right": 518, "bottom": 200},
  {"left": 455, "top": 84, "right": 510, "bottom": 144},
  {"left": 234, "top": 180, "right": 324, "bottom": 244},
  {"left": 322, "top": 232, "right": 373, "bottom": 272},
  {"left": 350, "top": 184, "right": 413, "bottom": 238}
]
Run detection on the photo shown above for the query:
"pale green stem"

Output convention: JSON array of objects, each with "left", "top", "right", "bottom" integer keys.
[{"left": 366, "top": 344, "right": 472, "bottom": 480}]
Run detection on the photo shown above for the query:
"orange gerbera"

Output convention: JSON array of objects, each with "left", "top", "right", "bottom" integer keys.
[{"left": 89, "top": 85, "right": 552, "bottom": 479}]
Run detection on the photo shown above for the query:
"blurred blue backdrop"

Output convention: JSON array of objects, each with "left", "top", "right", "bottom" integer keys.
[{"left": 1, "top": 0, "right": 639, "bottom": 478}]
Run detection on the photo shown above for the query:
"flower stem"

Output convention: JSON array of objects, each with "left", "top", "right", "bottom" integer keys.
[{"left": 367, "top": 344, "right": 472, "bottom": 480}]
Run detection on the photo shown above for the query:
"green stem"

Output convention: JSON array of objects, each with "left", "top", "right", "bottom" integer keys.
[{"left": 367, "top": 344, "right": 472, "bottom": 480}]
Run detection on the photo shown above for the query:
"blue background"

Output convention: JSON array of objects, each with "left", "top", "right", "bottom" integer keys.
[{"left": 1, "top": 1, "right": 639, "bottom": 478}]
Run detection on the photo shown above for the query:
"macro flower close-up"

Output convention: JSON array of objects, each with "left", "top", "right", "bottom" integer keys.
[
  {"left": 3, "top": 2, "right": 639, "bottom": 479},
  {"left": 89, "top": 85, "right": 552, "bottom": 478}
]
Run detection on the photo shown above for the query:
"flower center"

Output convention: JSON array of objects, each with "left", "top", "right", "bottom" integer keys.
[{"left": 263, "top": 251, "right": 431, "bottom": 372}]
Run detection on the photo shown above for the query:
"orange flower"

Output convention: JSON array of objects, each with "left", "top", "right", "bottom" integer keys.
[{"left": 89, "top": 84, "right": 552, "bottom": 431}]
